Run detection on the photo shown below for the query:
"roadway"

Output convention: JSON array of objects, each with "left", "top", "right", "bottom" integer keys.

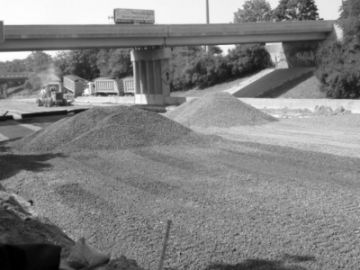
[{"left": 0, "top": 115, "right": 67, "bottom": 142}]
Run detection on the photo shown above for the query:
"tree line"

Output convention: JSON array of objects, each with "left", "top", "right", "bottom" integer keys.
[{"left": 316, "top": 0, "right": 360, "bottom": 98}]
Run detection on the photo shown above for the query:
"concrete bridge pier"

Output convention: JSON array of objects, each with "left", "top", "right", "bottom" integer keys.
[
  {"left": 131, "top": 47, "right": 171, "bottom": 105},
  {"left": 0, "top": 21, "right": 3, "bottom": 43}
]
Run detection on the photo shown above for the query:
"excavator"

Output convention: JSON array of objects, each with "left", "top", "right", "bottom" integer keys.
[{"left": 36, "top": 82, "right": 73, "bottom": 107}]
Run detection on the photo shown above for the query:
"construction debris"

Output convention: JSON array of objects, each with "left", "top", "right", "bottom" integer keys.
[
  {"left": 62, "top": 238, "right": 110, "bottom": 270},
  {"left": 0, "top": 189, "right": 74, "bottom": 256},
  {"left": 0, "top": 187, "right": 147, "bottom": 270},
  {"left": 166, "top": 92, "right": 277, "bottom": 128}
]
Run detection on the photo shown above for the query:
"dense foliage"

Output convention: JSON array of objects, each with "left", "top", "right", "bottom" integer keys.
[
  {"left": 273, "top": 0, "right": 319, "bottom": 21},
  {"left": 316, "top": 0, "right": 360, "bottom": 98},
  {"left": 201, "top": 45, "right": 269, "bottom": 89},
  {"left": 234, "top": 0, "right": 272, "bottom": 23},
  {"left": 169, "top": 44, "right": 271, "bottom": 91}
]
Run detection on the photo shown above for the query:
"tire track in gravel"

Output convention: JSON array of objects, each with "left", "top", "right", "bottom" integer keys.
[{"left": 4, "top": 140, "right": 360, "bottom": 269}]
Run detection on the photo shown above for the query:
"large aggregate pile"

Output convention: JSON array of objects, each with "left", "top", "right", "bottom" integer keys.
[
  {"left": 17, "top": 106, "right": 204, "bottom": 153},
  {"left": 166, "top": 92, "right": 277, "bottom": 128}
]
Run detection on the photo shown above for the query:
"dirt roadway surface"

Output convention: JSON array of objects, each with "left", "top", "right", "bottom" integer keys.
[
  {"left": 2, "top": 130, "right": 360, "bottom": 270},
  {"left": 201, "top": 114, "right": 360, "bottom": 159}
]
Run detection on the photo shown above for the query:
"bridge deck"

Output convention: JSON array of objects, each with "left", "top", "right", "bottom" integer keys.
[
  {"left": 0, "top": 21, "right": 334, "bottom": 51},
  {"left": 0, "top": 72, "right": 31, "bottom": 79}
]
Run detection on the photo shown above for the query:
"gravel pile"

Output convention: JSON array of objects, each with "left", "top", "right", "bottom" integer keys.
[
  {"left": 17, "top": 106, "right": 205, "bottom": 153},
  {"left": 167, "top": 92, "right": 277, "bottom": 128}
]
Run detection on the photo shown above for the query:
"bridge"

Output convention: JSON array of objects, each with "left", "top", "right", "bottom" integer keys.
[
  {"left": 0, "top": 21, "right": 334, "bottom": 51},
  {"left": 0, "top": 72, "right": 31, "bottom": 81},
  {"left": 0, "top": 20, "right": 336, "bottom": 105}
]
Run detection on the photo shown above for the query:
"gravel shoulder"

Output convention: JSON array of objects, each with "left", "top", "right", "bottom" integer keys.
[{"left": 2, "top": 133, "right": 360, "bottom": 269}]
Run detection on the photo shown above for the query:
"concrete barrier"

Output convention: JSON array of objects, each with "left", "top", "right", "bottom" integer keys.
[{"left": 239, "top": 98, "right": 360, "bottom": 114}]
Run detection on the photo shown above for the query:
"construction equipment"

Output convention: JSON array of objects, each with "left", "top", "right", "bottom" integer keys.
[
  {"left": 120, "top": 76, "right": 135, "bottom": 95},
  {"left": 36, "top": 82, "right": 73, "bottom": 107},
  {"left": 0, "top": 111, "right": 11, "bottom": 121},
  {"left": 63, "top": 75, "right": 88, "bottom": 97},
  {"left": 93, "top": 78, "right": 122, "bottom": 96}
]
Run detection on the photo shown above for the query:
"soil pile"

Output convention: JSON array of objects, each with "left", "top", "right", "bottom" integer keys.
[
  {"left": 167, "top": 92, "right": 276, "bottom": 128},
  {"left": 17, "top": 106, "right": 204, "bottom": 153}
]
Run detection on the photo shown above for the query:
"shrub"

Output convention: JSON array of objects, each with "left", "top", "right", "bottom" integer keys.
[
  {"left": 315, "top": 0, "right": 360, "bottom": 99},
  {"left": 179, "top": 44, "right": 271, "bottom": 90}
]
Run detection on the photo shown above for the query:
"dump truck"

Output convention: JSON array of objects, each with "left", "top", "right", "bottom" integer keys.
[
  {"left": 63, "top": 75, "right": 88, "bottom": 97},
  {"left": 36, "top": 81, "right": 73, "bottom": 107},
  {"left": 93, "top": 78, "right": 121, "bottom": 96},
  {"left": 120, "top": 76, "right": 135, "bottom": 95}
]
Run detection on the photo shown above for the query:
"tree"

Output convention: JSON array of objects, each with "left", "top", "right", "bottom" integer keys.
[
  {"left": 0, "top": 59, "right": 27, "bottom": 73},
  {"left": 315, "top": 0, "right": 360, "bottom": 98},
  {"left": 226, "top": 44, "right": 271, "bottom": 77},
  {"left": 208, "top": 46, "right": 223, "bottom": 55},
  {"left": 234, "top": 0, "right": 273, "bottom": 23},
  {"left": 273, "top": 0, "right": 319, "bottom": 21},
  {"left": 25, "top": 51, "right": 53, "bottom": 72},
  {"left": 54, "top": 50, "right": 100, "bottom": 81},
  {"left": 97, "top": 49, "right": 132, "bottom": 79},
  {"left": 169, "top": 46, "right": 204, "bottom": 90},
  {"left": 340, "top": 0, "right": 360, "bottom": 19}
]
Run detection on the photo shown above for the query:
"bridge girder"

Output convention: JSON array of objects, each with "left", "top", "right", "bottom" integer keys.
[{"left": 0, "top": 21, "right": 335, "bottom": 51}]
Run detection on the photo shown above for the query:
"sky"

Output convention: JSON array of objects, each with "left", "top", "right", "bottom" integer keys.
[{"left": 0, "top": 0, "right": 342, "bottom": 62}]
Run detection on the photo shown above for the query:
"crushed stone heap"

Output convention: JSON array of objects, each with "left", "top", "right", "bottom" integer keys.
[
  {"left": 17, "top": 106, "right": 204, "bottom": 153},
  {"left": 166, "top": 92, "right": 277, "bottom": 128}
]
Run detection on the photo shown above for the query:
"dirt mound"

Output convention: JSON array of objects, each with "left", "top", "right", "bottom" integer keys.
[
  {"left": 17, "top": 106, "right": 205, "bottom": 153},
  {"left": 166, "top": 92, "right": 276, "bottom": 128}
]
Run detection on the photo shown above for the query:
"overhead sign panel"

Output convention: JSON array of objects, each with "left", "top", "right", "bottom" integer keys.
[
  {"left": 0, "top": 21, "right": 4, "bottom": 43},
  {"left": 114, "top": 9, "right": 155, "bottom": 24}
]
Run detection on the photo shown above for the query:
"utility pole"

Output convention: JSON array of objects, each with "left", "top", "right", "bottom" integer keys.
[
  {"left": 205, "top": 0, "right": 210, "bottom": 52},
  {"left": 206, "top": 0, "right": 210, "bottom": 24}
]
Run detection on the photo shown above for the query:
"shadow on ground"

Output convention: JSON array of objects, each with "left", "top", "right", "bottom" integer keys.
[
  {"left": 0, "top": 152, "right": 65, "bottom": 181},
  {"left": 205, "top": 254, "right": 315, "bottom": 270},
  {"left": 0, "top": 138, "right": 19, "bottom": 152}
]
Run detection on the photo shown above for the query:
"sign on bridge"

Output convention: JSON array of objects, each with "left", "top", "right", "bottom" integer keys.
[{"left": 113, "top": 9, "right": 155, "bottom": 25}]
